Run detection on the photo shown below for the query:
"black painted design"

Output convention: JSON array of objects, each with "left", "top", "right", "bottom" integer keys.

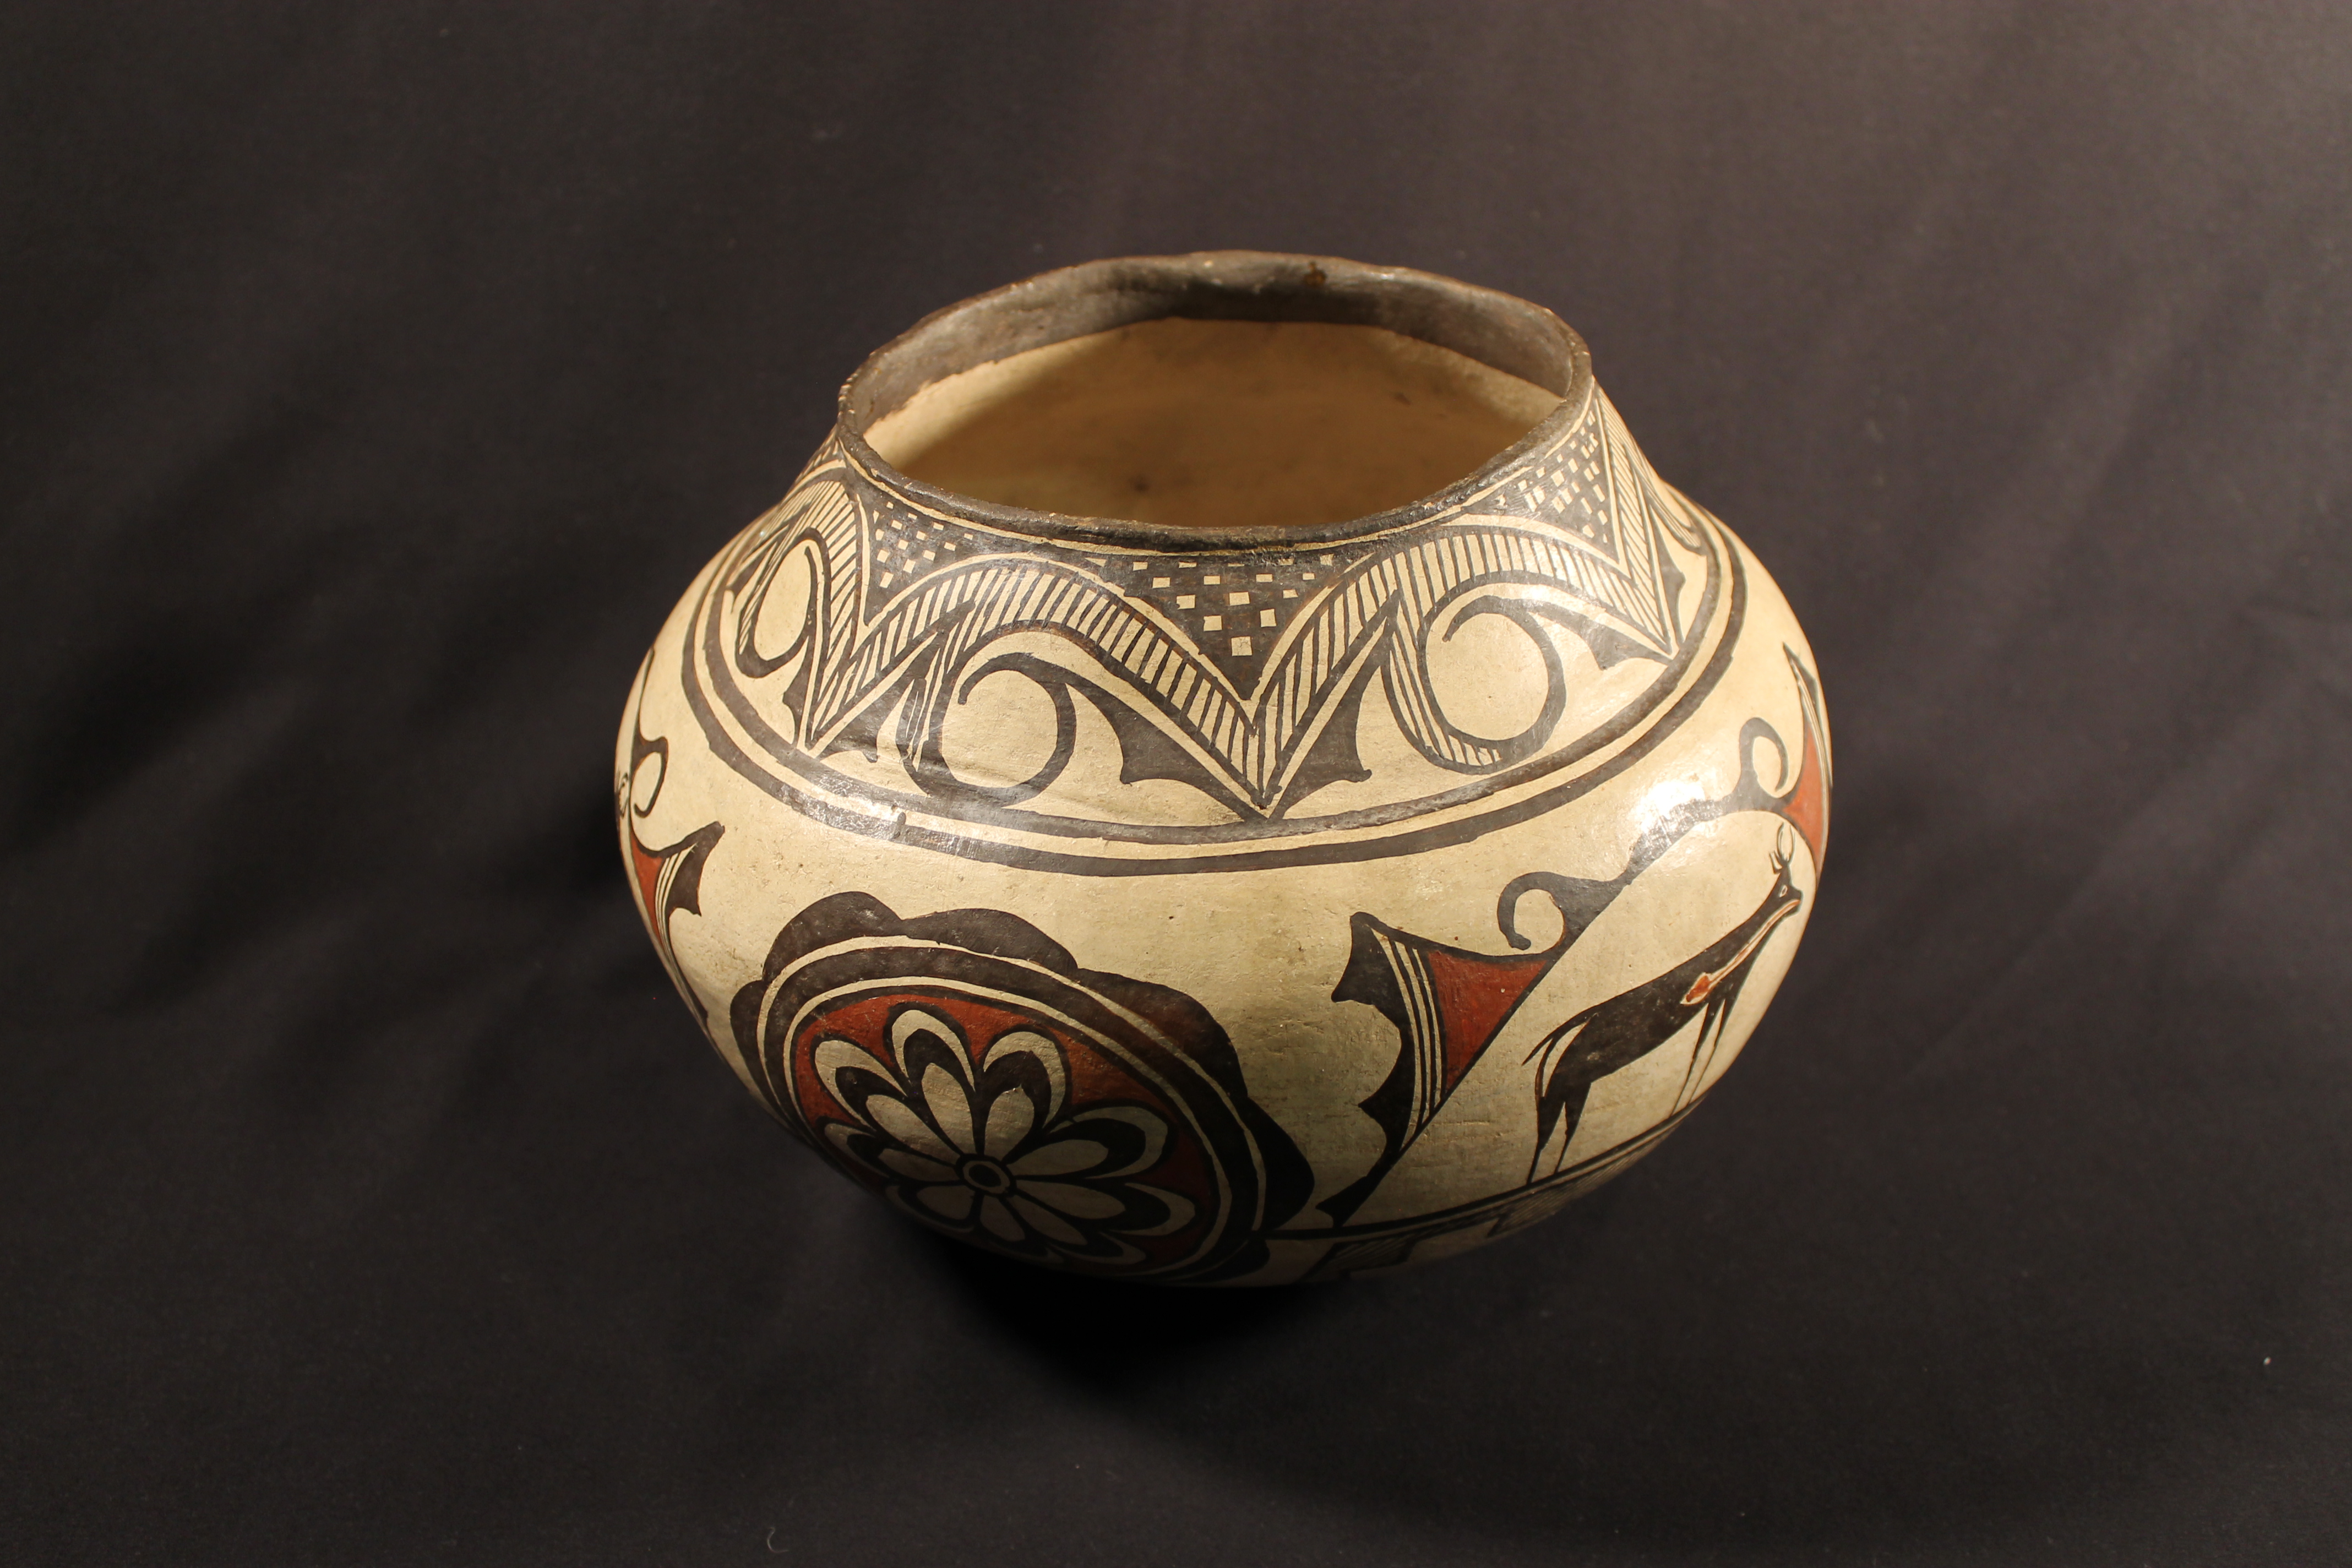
[
  {"left": 1302, "top": 1115, "right": 1683, "bottom": 1280},
  {"left": 620, "top": 660, "right": 725, "bottom": 1022},
  {"left": 1323, "top": 652, "right": 1829, "bottom": 1222},
  {"left": 681, "top": 389, "right": 1740, "bottom": 873},
  {"left": 1528, "top": 829, "right": 1803, "bottom": 1179},
  {"left": 730, "top": 892, "right": 1311, "bottom": 1282},
  {"left": 623, "top": 818, "right": 724, "bottom": 1024}
]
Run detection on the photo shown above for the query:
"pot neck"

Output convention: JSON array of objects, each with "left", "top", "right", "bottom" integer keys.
[{"left": 832, "top": 252, "right": 1596, "bottom": 553}]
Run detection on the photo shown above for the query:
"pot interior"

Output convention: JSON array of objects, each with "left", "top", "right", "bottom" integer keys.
[{"left": 866, "top": 317, "right": 1561, "bottom": 532}]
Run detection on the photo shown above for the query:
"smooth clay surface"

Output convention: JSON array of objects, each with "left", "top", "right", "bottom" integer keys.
[{"left": 620, "top": 292, "right": 1829, "bottom": 1285}]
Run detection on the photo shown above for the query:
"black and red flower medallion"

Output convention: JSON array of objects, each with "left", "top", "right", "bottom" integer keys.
[{"left": 730, "top": 893, "right": 1310, "bottom": 1281}]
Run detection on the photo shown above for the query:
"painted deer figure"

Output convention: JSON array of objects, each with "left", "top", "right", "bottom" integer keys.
[{"left": 1528, "top": 827, "right": 1805, "bottom": 1179}]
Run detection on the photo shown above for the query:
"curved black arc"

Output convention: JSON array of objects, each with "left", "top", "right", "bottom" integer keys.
[
  {"left": 1408, "top": 587, "right": 1572, "bottom": 769},
  {"left": 677, "top": 541, "right": 1750, "bottom": 877},
  {"left": 688, "top": 499, "right": 1730, "bottom": 851}
]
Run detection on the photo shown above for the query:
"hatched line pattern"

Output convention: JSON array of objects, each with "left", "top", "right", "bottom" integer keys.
[{"left": 710, "top": 392, "right": 1712, "bottom": 813}]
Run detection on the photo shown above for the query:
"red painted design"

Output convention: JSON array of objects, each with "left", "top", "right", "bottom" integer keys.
[
  {"left": 732, "top": 893, "right": 1311, "bottom": 1281},
  {"left": 628, "top": 835, "right": 666, "bottom": 940},
  {"left": 1420, "top": 946, "right": 1557, "bottom": 1097},
  {"left": 620, "top": 820, "right": 723, "bottom": 1020},
  {"left": 1779, "top": 701, "right": 1830, "bottom": 870}
]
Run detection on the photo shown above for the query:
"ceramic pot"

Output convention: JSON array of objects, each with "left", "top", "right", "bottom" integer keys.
[{"left": 618, "top": 253, "right": 1829, "bottom": 1284}]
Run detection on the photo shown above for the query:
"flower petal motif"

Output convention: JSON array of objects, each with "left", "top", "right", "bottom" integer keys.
[
  {"left": 866, "top": 1095, "right": 956, "bottom": 1165},
  {"left": 890, "top": 1009, "right": 967, "bottom": 1085},
  {"left": 1017, "top": 1180, "right": 1126, "bottom": 1221},
  {"left": 1011, "top": 1138, "right": 1109, "bottom": 1177},
  {"left": 917, "top": 1184, "right": 974, "bottom": 1221},
  {"left": 982, "top": 1088, "right": 1036, "bottom": 1159},
  {"left": 1059, "top": 1104, "right": 1168, "bottom": 1179},
  {"left": 918, "top": 1062, "right": 977, "bottom": 1154},
  {"left": 978, "top": 1196, "right": 1023, "bottom": 1242},
  {"left": 808, "top": 1002, "right": 1193, "bottom": 1268},
  {"left": 982, "top": 1029, "right": 1065, "bottom": 1107},
  {"left": 1010, "top": 1196, "right": 1086, "bottom": 1245},
  {"left": 877, "top": 1148, "right": 955, "bottom": 1183},
  {"left": 1119, "top": 1184, "right": 1197, "bottom": 1237}
]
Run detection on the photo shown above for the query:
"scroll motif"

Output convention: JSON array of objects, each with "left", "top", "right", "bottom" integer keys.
[{"left": 682, "top": 388, "right": 1739, "bottom": 873}]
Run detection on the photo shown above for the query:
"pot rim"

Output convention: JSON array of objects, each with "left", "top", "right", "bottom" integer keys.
[{"left": 832, "top": 250, "right": 1596, "bottom": 552}]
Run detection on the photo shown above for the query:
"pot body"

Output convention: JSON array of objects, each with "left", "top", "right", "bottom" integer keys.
[{"left": 617, "top": 257, "right": 1828, "bottom": 1284}]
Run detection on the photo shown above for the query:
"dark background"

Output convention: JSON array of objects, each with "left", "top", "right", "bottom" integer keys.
[{"left": 5, "top": 4, "right": 2348, "bottom": 1563}]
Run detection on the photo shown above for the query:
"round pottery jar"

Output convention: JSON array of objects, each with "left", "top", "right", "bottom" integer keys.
[{"left": 618, "top": 253, "right": 1829, "bottom": 1284}]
